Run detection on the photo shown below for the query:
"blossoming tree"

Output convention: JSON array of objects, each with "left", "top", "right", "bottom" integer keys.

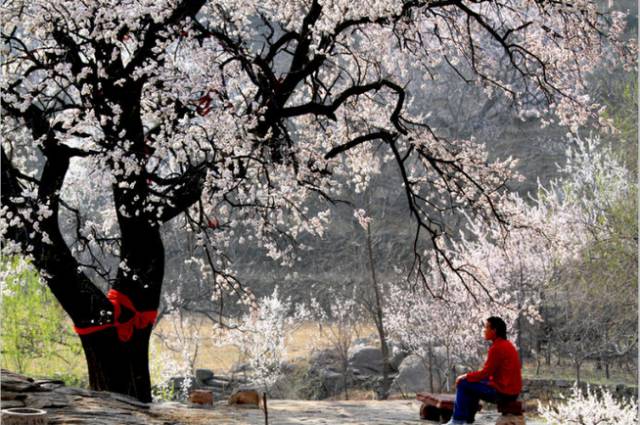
[
  {"left": 382, "top": 175, "right": 563, "bottom": 390},
  {"left": 1, "top": 0, "right": 632, "bottom": 400},
  {"left": 539, "top": 137, "right": 637, "bottom": 382},
  {"left": 385, "top": 135, "right": 637, "bottom": 391}
]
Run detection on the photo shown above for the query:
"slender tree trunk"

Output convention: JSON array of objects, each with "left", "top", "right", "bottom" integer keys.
[
  {"left": 535, "top": 335, "right": 542, "bottom": 375},
  {"left": 374, "top": 320, "right": 392, "bottom": 399},
  {"left": 342, "top": 361, "right": 350, "bottom": 401},
  {"left": 603, "top": 328, "right": 610, "bottom": 380},
  {"left": 450, "top": 366, "right": 456, "bottom": 391},
  {"left": 445, "top": 346, "right": 451, "bottom": 392},
  {"left": 428, "top": 344, "right": 434, "bottom": 392},
  {"left": 365, "top": 223, "right": 392, "bottom": 400},
  {"left": 517, "top": 270, "right": 523, "bottom": 360},
  {"left": 575, "top": 360, "right": 581, "bottom": 385},
  {"left": 516, "top": 315, "right": 523, "bottom": 360}
]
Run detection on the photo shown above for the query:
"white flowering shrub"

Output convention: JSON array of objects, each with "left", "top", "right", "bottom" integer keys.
[
  {"left": 149, "top": 337, "right": 194, "bottom": 401},
  {"left": 217, "top": 287, "right": 308, "bottom": 392},
  {"left": 149, "top": 289, "right": 203, "bottom": 401},
  {"left": 539, "top": 385, "right": 638, "bottom": 425}
]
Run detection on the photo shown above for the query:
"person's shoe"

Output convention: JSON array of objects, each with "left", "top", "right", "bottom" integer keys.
[{"left": 442, "top": 419, "right": 466, "bottom": 425}]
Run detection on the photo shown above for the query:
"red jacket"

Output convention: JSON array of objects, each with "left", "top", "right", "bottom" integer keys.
[{"left": 466, "top": 338, "right": 522, "bottom": 396}]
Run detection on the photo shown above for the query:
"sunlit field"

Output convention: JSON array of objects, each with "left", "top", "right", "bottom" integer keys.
[{"left": 152, "top": 316, "right": 377, "bottom": 373}]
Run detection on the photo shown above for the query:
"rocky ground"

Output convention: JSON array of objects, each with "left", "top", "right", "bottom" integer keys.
[{"left": 1, "top": 370, "right": 547, "bottom": 425}]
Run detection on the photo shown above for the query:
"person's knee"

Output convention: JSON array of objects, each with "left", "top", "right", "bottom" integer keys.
[
  {"left": 455, "top": 378, "right": 470, "bottom": 398},
  {"left": 457, "top": 378, "right": 470, "bottom": 389}
]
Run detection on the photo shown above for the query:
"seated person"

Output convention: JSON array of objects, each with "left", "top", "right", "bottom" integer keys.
[{"left": 445, "top": 316, "right": 522, "bottom": 425}]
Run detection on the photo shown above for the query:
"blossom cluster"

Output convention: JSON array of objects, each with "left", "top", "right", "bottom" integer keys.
[
  {"left": 214, "top": 287, "right": 309, "bottom": 391},
  {"left": 538, "top": 385, "right": 638, "bottom": 425}
]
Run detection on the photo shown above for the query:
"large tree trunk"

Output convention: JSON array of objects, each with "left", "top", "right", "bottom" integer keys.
[
  {"left": 56, "top": 217, "right": 163, "bottom": 403},
  {"left": 80, "top": 327, "right": 154, "bottom": 402}
]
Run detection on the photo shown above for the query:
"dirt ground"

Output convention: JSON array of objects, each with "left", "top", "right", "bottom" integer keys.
[
  {"left": 151, "top": 400, "right": 546, "bottom": 425},
  {"left": 1, "top": 368, "right": 546, "bottom": 425}
]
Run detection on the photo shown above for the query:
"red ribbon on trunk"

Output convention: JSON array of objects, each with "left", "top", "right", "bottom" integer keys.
[{"left": 73, "top": 289, "right": 157, "bottom": 342}]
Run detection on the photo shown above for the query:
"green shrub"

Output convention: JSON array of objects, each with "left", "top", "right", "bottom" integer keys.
[{"left": 1, "top": 258, "right": 86, "bottom": 384}]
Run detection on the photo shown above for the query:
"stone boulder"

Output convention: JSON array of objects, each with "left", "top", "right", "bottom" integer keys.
[
  {"left": 321, "top": 369, "right": 347, "bottom": 395},
  {"left": 200, "top": 376, "right": 241, "bottom": 400},
  {"left": 389, "top": 345, "right": 409, "bottom": 372},
  {"left": 348, "top": 345, "right": 383, "bottom": 375},
  {"left": 229, "top": 362, "right": 252, "bottom": 375},
  {"left": 391, "top": 354, "right": 432, "bottom": 394},
  {"left": 309, "top": 348, "right": 341, "bottom": 371},
  {"left": 195, "top": 369, "right": 214, "bottom": 385},
  {"left": 348, "top": 343, "right": 408, "bottom": 375},
  {"left": 352, "top": 336, "right": 377, "bottom": 346}
]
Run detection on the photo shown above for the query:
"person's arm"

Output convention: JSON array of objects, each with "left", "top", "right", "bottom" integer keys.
[{"left": 465, "top": 343, "right": 500, "bottom": 382}]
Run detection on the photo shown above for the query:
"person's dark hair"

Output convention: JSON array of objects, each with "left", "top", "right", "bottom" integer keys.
[{"left": 487, "top": 316, "right": 507, "bottom": 339}]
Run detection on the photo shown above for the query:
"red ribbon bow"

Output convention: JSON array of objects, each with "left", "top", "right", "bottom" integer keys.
[{"left": 73, "top": 289, "right": 157, "bottom": 342}]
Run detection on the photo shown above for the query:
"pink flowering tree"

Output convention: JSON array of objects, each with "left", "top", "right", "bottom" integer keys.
[
  {"left": 1, "top": 0, "right": 633, "bottom": 401},
  {"left": 384, "top": 200, "right": 540, "bottom": 391},
  {"left": 385, "top": 134, "right": 637, "bottom": 389},
  {"left": 536, "top": 137, "right": 637, "bottom": 382},
  {"left": 383, "top": 188, "right": 569, "bottom": 391}
]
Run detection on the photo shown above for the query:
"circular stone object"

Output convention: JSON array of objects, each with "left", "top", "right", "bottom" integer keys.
[{"left": 1, "top": 408, "right": 48, "bottom": 425}]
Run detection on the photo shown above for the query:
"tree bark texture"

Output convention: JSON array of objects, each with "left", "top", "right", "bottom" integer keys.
[{"left": 80, "top": 327, "right": 154, "bottom": 402}]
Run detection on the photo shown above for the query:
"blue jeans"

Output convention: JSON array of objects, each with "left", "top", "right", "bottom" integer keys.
[{"left": 452, "top": 379, "right": 508, "bottom": 422}]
